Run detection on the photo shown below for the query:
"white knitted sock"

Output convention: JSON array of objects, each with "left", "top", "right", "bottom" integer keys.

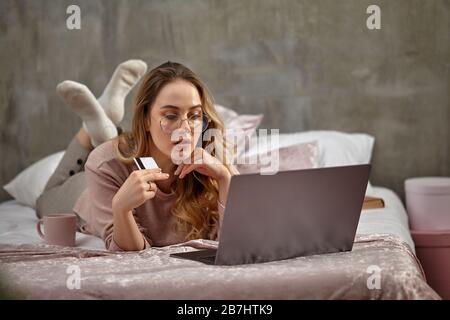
[
  {"left": 57, "top": 80, "right": 118, "bottom": 147},
  {"left": 97, "top": 59, "right": 148, "bottom": 125}
]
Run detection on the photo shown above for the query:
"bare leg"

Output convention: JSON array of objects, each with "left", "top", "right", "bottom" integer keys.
[{"left": 76, "top": 127, "right": 94, "bottom": 151}]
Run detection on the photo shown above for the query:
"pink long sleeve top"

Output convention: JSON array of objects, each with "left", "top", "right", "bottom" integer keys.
[{"left": 73, "top": 140, "right": 225, "bottom": 252}]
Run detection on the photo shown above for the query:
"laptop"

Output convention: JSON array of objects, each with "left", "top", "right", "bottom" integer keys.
[{"left": 170, "top": 164, "right": 371, "bottom": 265}]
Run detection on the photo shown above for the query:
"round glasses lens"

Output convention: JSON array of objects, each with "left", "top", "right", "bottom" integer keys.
[
  {"left": 160, "top": 115, "right": 209, "bottom": 133},
  {"left": 161, "top": 117, "right": 179, "bottom": 133},
  {"left": 187, "top": 115, "right": 208, "bottom": 133}
]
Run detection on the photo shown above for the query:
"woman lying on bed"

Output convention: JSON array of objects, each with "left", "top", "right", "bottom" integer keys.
[{"left": 36, "top": 60, "right": 238, "bottom": 252}]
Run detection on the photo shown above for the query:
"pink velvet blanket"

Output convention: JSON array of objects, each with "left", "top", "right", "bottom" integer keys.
[{"left": 0, "top": 234, "right": 440, "bottom": 299}]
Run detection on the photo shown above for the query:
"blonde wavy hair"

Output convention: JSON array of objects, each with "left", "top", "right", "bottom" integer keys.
[{"left": 113, "top": 61, "right": 232, "bottom": 241}]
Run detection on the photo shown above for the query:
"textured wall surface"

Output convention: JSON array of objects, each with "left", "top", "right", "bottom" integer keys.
[{"left": 0, "top": 0, "right": 449, "bottom": 202}]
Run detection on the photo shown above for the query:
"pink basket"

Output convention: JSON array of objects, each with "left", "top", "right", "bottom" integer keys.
[
  {"left": 405, "top": 177, "right": 450, "bottom": 231},
  {"left": 412, "top": 230, "right": 450, "bottom": 299}
]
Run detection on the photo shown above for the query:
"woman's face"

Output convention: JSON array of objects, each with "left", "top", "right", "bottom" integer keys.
[{"left": 148, "top": 79, "right": 204, "bottom": 161}]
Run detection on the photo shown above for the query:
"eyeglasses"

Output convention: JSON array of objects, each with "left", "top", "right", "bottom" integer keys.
[{"left": 159, "top": 113, "right": 211, "bottom": 134}]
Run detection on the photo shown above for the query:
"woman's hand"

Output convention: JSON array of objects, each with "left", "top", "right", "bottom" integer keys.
[
  {"left": 174, "top": 148, "right": 231, "bottom": 184},
  {"left": 174, "top": 148, "right": 234, "bottom": 207},
  {"left": 112, "top": 168, "right": 169, "bottom": 214}
]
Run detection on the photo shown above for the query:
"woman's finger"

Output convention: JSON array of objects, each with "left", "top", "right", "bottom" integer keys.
[
  {"left": 179, "top": 166, "right": 192, "bottom": 179},
  {"left": 143, "top": 190, "right": 156, "bottom": 198},
  {"left": 140, "top": 168, "right": 162, "bottom": 174},
  {"left": 143, "top": 172, "right": 170, "bottom": 181},
  {"left": 180, "top": 164, "right": 200, "bottom": 179},
  {"left": 137, "top": 169, "right": 162, "bottom": 179},
  {"left": 148, "top": 182, "right": 156, "bottom": 191},
  {"left": 174, "top": 164, "right": 185, "bottom": 176},
  {"left": 141, "top": 182, "right": 154, "bottom": 192}
]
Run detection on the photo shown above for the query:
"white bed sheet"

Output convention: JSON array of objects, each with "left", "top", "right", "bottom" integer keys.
[
  {"left": 357, "top": 186, "right": 415, "bottom": 252},
  {"left": 0, "top": 200, "right": 105, "bottom": 250},
  {"left": 0, "top": 186, "right": 415, "bottom": 252}
]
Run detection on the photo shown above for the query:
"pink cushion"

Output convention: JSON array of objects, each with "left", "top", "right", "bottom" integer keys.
[
  {"left": 215, "top": 104, "right": 264, "bottom": 132},
  {"left": 215, "top": 104, "right": 264, "bottom": 159},
  {"left": 236, "top": 141, "right": 319, "bottom": 174}
]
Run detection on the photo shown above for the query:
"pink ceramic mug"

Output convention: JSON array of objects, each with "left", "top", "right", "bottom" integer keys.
[{"left": 36, "top": 213, "right": 77, "bottom": 247}]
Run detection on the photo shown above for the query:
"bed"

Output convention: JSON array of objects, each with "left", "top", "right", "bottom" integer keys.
[{"left": 0, "top": 185, "right": 440, "bottom": 299}]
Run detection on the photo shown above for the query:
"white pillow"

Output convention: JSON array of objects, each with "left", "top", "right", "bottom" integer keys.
[
  {"left": 3, "top": 151, "right": 65, "bottom": 208},
  {"left": 245, "top": 130, "right": 376, "bottom": 195}
]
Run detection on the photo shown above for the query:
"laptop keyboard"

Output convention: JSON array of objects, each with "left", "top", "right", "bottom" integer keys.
[
  {"left": 199, "top": 255, "right": 216, "bottom": 264},
  {"left": 170, "top": 249, "right": 217, "bottom": 264}
]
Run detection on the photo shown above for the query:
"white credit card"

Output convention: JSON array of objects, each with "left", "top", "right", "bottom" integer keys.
[{"left": 134, "top": 157, "right": 158, "bottom": 170}]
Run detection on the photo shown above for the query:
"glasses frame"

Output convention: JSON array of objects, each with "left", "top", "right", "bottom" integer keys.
[{"left": 158, "top": 113, "right": 211, "bottom": 135}]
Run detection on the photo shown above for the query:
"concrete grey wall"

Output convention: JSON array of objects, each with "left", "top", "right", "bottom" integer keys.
[{"left": 0, "top": 0, "right": 449, "bottom": 203}]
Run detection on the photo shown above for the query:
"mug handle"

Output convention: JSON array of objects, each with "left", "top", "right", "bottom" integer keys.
[{"left": 36, "top": 219, "right": 45, "bottom": 239}]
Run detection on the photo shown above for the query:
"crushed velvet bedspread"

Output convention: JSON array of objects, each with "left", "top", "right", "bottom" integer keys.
[{"left": 0, "top": 234, "right": 440, "bottom": 300}]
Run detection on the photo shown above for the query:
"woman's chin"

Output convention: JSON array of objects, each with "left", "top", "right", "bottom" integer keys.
[{"left": 169, "top": 147, "right": 192, "bottom": 164}]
